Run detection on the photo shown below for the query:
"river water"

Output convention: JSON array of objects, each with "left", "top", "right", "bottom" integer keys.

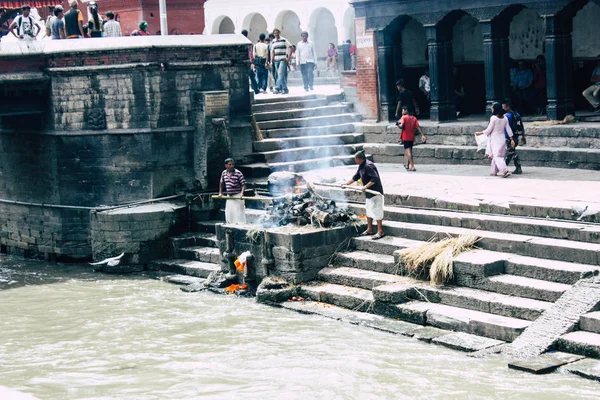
[{"left": 1, "top": 255, "right": 598, "bottom": 400}]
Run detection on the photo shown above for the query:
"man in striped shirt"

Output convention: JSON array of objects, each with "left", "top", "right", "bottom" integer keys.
[
  {"left": 219, "top": 158, "right": 247, "bottom": 224},
  {"left": 271, "top": 28, "right": 292, "bottom": 94}
]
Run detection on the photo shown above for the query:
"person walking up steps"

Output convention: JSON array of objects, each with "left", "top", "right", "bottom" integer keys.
[
  {"left": 296, "top": 31, "right": 317, "bottom": 92},
  {"left": 397, "top": 106, "right": 427, "bottom": 172},
  {"left": 476, "top": 102, "right": 515, "bottom": 178},
  {"left": 502, "top": 100, "right": 526, "bottom": 175}
]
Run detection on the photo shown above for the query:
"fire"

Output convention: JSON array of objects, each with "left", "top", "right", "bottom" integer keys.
[
  {"left": 295, "top": 177, "right": 303, "bottom": 195},
  {"left": 359, "top": 215, "right": 368, "bottom": 219},
  {"left": 224, "top": 284, "right": 248, "bottom": 294}
]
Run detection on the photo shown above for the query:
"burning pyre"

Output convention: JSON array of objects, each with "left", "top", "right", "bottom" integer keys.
[{"left": 265, "top": 172, "right": 360, "bottom": 228}]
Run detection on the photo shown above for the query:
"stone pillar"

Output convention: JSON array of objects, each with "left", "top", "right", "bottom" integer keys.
[
  {"left": 376, "top": 31, "right": 393, "bottom": 122},
  {"left": 426, "top": 25, "right": 455, "bottom": 121},
  {"left": 481, "top": 21, "right": 510, "bottom": 116},
  {"left": 545, "top": 15, "right": 575, "bottom": 120}
]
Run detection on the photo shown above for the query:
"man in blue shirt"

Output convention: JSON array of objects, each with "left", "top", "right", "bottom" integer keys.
[
  {"left": 503, "top": 100, "right": 526, "bottom": 174},
  {"left": 512, "top": 60, "right": 535, "bottom": 114}
]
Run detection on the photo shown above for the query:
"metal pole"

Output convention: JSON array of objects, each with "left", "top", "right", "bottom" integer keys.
[{"left": 159, "top": 0, "right": 168, "bottom": 36}]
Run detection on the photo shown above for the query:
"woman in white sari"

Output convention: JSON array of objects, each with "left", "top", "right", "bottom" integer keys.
[{"left": 476, "top": 102, "right": 515, "bottom": 178}]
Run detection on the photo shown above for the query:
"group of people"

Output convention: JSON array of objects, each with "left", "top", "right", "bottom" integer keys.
[
  {"left": 6, "top": 2, "right": 159, "bottom": 41},
  {"left": 243, "top": 29, "right": 357, "bottom": 95}
]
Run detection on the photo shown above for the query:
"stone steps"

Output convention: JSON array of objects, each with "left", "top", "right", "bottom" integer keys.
[
  {"left": 352, "top": 235, "right": 424, "bottom": 256},
  {"left": 504, "top": 255, "right": 598, "bottom": 285},
  {"left": 317, "top": 266, "right": 411, "bottom": 290},
  {"left": 169, "top": 232, "right": 219, "bottom": 249},
  {"left": 333, "top": 250, "right": 397, "bottom": 274},
  {"left": 391, "top": 301, "right": 530, "bottom": 342},
  {"left": 483, "top": 274, "right": 570, "bottom": 303},
  {"left": 253, "top": 94, "right": 318, "bottom": 104},
  {"left": 380, "top": 220, "right": 600, "bottom": 265},
  {"left": 298, "top": 282, "right": 374, "bottom": 312},
  {"left": 287, "top": 77, "right": 341, "bottom": 87},
  {"left": 364, "top": 143, "right": 600, "bottom": 171},
  {"left": 257, "top": 113, "right": 362, "bottom": 130},
  {"left": 192, "top": 220, "right": 222, "bottom": 234},
  {"left": 262, "top": 123, "right": 356, "bottom": 139},
  {"left": 556, "top": 331, "right": 600, "bottom": 358},
  {"left": 252, "top": 98, "right": 327, "bottom": 113},
  {"left": 175, "top": 246, "right": 221, "bottom": 264},
  {"left": 239, "top": 154, "right": 368, "bottom": 178},
  {"left": 254, "top": 104, "right": 352, "bottom": 122},
  {"left": 580, "top": 311, "right": 600, "bottom": 334},
  {"left": 151, "top": 259, "right": 221, "bottom": 278},
  {"left": 347, "top": 204, "right": 600, "bottom": 244},
  {"left": 254, "top": 133, "right": 364, "bottom": 152},
  {"left": 256, "top": 143, "right": 363, "bottom": 164}
]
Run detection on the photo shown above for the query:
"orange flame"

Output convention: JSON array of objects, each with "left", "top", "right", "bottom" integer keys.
[{"left": 359, "top": 215, "right": 368, "bottom": 219}]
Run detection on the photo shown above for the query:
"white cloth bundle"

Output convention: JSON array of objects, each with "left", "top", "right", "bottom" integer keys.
[{"left": 475, "top": 132, "right": 489, "bottom": 152}]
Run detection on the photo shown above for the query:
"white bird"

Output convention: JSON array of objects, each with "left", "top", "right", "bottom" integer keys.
[{"left": 89, "top": 253, "right": 125, "bottom": 267}]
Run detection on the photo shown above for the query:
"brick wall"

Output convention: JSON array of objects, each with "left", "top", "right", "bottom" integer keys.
[{"left": 354, "top": 18, "right": 379, "bottom": 120}]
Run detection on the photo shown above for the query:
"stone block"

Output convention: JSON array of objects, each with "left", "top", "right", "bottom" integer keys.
[
  {"left": 562, "top": 358, "right": 600, "bottom": 382},
  {"left": 508, "top": 352, "right": 584, "bottom": 374},
  {"left": 432, "top": 332, "right": 504, "bottom": 352}
]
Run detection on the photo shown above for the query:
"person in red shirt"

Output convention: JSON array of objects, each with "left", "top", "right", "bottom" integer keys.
[{"left": 397, "top": 106, "right": 426, "bottom": 171}]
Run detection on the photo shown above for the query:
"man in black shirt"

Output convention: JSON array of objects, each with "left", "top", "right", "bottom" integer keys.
[
  {"left": 343, "top": 151, "right": 385, "bottom": 240},
  {"left": 395, "top": 79, "right": 420, "bottom": 118}
]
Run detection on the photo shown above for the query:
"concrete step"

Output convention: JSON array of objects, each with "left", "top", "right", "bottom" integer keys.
[
  {"left": 253, "top": 94, "right": 318, "bottom": 104},
  {"left": 333, "top": 251, "right": 397, "bottom": 274},
  {"left": 169, "top": 232, "right": 219, "bottom": 249},
  {"left": 257, "top": 113, "right": 362, "bottom": 130},
  {"left": 351, "top": 235, "right": 423, "bottom": 256},
  {"left": 254, "top": 104, "right": 352, "bottom": 122},
  {"left": 580, "top": 311, "right": 600, "bottom": 334},
  {"left": 256, "top": 143, "right": 362, "bottom": 164},
  {"left": 392, "top": 301, "right": 530, "bottom": 342},
  {"left": 239, "top": 154, "right": 368, "bottom": 178},
  {"left": 252, "top": 98, "right": 327, "bottom": 113},
  {"left": 151, "top": 259, "right": 221, "bottom": 278},
  {"left": 364, "top": 143, "right": 600, "bottom": 171},
  {"left": 287, "top": 77, "right": 341, "bottom": 87},
  {"left": 254, "top": 133, "right": 364, "bottom": 152},
  {"left": 505, "top": 255, "right": 598, "bottom": 285},
  {"left": 192, "top": 220, "right": 222, "bottom": 234},
  {"left": 262, "top": 123, "right": 355, "bottom": 139},
  {"left": 176, "top": 246, "right": 221, "bottom": 264},
  {"left": 347, "top": 204, "right": 600, "bottom": 244},
  {"left": 482, "top": 274, "right": 570, "bottom": 303},
  {"left": 317, "top": 266, "right": 412, "bottom": 290},
  {"left": 298, "top": 282, "right": 374, "bottom": 312},
  {"left": 381, "top": 220, "right": 600, "bottom": 265},
  {"left": 556, "top": 331, "right": 600, "bottom": 358}
]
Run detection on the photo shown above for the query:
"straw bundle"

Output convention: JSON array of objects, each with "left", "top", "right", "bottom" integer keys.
[
  {"left": 251, "top": 114, "right": 264, "bottom": 141},
  {"left": 530, "top": 114, "right": 575, "bottom": 127},
  {"left": 399, "top": 234, "right": 480, "bottom": 285}
]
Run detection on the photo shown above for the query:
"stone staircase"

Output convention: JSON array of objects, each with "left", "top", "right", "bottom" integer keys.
[
  {"left": 239, "top": 93, "right": 364, "bottom": 180},
  {"left": 297, "top": 201, "right": 600, "bottom": 348}
]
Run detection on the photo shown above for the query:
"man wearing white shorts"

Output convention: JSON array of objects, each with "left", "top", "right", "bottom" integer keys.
[
  {"left": 343, "top": 151, "right": 385, "bottom": 240},
  {"left": 218, "top": 158, "right": 247, "bottom": 225}
]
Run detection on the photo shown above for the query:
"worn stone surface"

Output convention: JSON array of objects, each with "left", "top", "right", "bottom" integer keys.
[
  {"left": 412, "top": 327, "right": 449, "bottom": 343},
  {"left": 504, "top": 280, "right": 600, "bottom": 359},
  {"left": 298, "top": 282, "right": 373, "bottom": 312},
  {"left": 556, "top": 331, "right": 600, "bottom": 359},
  {"left": 580, "top": 311, "right": 600, "bottom": 334},
  {"left": 562, "top": 358, "right": 600, "bottom": 382},
  {"left": 165, "top": 275, "right": 206, "bottom": 286},
  {"left": 508, "top": 352, "right": 585, "bottom": 374},
  {"left": 432, "top": 332, "right": 504, "bottom": 352}
]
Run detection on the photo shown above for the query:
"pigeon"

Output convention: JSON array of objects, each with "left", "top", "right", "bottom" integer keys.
[{"left": 89, "top": 253, "right": 125, "bottom": 267}]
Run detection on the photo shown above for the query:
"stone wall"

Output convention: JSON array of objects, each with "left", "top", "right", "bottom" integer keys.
[{"left": 0, "top": 36, "right": 253, "bottom": 260}]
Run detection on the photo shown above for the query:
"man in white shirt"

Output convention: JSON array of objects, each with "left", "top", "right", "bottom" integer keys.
[
  {"left": 103, "top": 11, "right": 122, "bottom": 38},
  {"left": 296, "top": 31, "right": 317, "bottom": 92},
  {"left": 583, "top": 55, "right": 600, "bottom": 112},
  {"left": 419, "top": 67, "right": 430, "bottom": 100}
]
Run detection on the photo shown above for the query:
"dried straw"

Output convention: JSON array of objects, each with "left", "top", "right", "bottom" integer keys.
[
  {"left": 399, "top": 233, "right": 480, "bottom": 285},
  {"left": 251, "top": 115, "right": 264, "bottom": 141},
  {"left": 530, "top": 114, "right": 575, "bottom": 127}
]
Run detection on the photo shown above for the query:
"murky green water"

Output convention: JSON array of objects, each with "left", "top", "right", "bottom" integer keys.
[{"left": 1, "top": 256, "right": 598, "bottom": 400}]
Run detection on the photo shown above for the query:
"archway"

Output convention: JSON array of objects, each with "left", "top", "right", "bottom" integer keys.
[
  {"left": 274, "top": 10, "right": 302, "bottom": 46},
  {"left": 342, "top": 8, "right": 356, "bottom": 44},
  {"left": 401, "top": 18, "right": 428, "bottom": 115},
  {"left": 452, "top": 14, "right": 485, "bottom": 115},
  {"left": 572, "top": 1, "right": 600, "bottom": 110},
  {"left": 308, "top": 8, "right": 338, "bottom": 60},
  {"left": 243, "top": 12, "right": 268, "bottom": 44},
  {"left": 212, "top": 16, "right": 235, "bottom": 34}
]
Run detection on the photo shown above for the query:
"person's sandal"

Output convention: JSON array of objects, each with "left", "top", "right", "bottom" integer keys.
[
  {"left": 503, "top": 170, "right": 511, "bottom": 178},
  {"left": 372, "top": 233, "right": 385, "bottom": 240},
  {"left": 359, "top": 231, "right": 373, "bottom": 237}
]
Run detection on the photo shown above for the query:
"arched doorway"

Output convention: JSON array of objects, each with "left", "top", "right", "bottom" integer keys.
[
  {"left": 452, "top": 14, "right": 485, "bottom": 115},
  {"left": 342, "top": 8, "right": 356, "bottom": 44},
  {"left": 274, "top": 10, "right": 302, "bottom": 46},
  {"left": 401, "top": 19, "right": 428, "bottom": 115},
  {"left": 308, "top": 8, "right": 338, "bottom": 62},
  {"left": 572, "top": 1, "right": 600, "bottom": 110},
  {"left": 243, "top": 12, "right": 268, "bottom": 44},
  {"left": 212, "top": 16, "right": 235, "bottom": 34}
]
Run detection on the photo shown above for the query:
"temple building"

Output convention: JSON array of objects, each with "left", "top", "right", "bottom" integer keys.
[
  {"left": 204, "top": 0, "right": 356, "bottom": 61},
  {"left": 348, "top": 0, "right": 600, "bottom": 121}
]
